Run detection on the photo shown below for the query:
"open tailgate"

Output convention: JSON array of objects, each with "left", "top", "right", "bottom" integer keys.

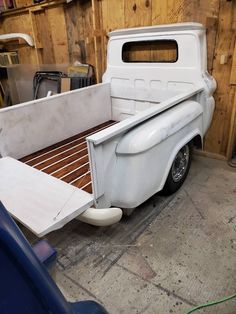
[{"left": 0, "top": 157, "right": 93, "bottom": 237}]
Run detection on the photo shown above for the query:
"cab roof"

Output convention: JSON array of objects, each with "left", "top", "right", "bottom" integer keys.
[{"left": 109, "top": 22, "right": 204, "bottom": 38}]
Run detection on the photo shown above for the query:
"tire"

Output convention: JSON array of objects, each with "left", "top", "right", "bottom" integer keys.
[{"left": 162, "top": 142, "right": 192, "bottom": 195}]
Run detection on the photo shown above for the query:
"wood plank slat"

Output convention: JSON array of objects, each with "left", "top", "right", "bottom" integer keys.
[
  {"left": 26, "top": 137, "right": 87, "bottom": 166},
  {"left": 33, "top": 143, "right": 88, "bottom": 170},
  {"left": 50, "top": 155, "right": 89, "bottom": 178},
  {"left": 20, "top": 120, "right": 117, "bottom": 194},
  {"left": 20, "top": 120, "right": 115, "bottom": 163},
  {"left": 63, "top": 164, "right": 90, "bottom": 184},
  {"left": 83, "top": 183, "right": 93, "bottom": 194},
  {"left": 72, "top": 172, "right": 91, "bottom": 189}
]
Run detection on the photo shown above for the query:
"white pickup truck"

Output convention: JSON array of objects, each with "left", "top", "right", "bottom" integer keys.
[{"left": 0, "top": 23, "right": 216, "bottom": 237}]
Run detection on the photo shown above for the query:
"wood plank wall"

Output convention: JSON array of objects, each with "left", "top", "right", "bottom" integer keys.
[{"left": 0, "top": 0, "right": 236, "bottom": 160}]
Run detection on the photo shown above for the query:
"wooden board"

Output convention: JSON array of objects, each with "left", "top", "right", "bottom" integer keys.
[
  {"left": 20, "top": 120, "right": 117, "bottom": 194},
  {"left": 181, "top": 0, "right": 220, "bottom": 73},
  {"left": 203, "top": 0, "right": 236, "bottom": 156},
  {"left": 47, "top": 5, "right": 69, "bottom": 64},
  {"left": 230, "top": 42, "right": 236, "bottom": 85},
  {"left": 14, "top": 0, "right": 33, "bottom": 8}
]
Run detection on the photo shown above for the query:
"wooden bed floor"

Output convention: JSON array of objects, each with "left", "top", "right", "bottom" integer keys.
[{"left": 20, "top": 120, "right": 117, "bottom": 194}]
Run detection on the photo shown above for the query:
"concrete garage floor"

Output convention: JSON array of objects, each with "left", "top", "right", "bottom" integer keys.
[{"left": 26, "top": 155, "right": 236, "bottom": 313}]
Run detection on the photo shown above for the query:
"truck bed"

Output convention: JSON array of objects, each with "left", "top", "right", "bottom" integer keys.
[{"left": 19, "top": 120, "right": 116, "bottom": 194}]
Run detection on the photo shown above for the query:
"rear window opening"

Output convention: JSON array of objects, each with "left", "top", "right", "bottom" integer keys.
[{"left": 122, "top": 40, "right": 178, "bottom": 63}]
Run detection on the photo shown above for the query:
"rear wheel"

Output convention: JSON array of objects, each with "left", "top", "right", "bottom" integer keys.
[{"left": 162, "top": 143, "right": 192, "bottom": 195}]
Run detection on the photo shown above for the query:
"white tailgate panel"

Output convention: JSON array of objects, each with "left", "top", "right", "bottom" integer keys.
[{"left": 0, "top": 157, "right": 93, "bottom": 237}]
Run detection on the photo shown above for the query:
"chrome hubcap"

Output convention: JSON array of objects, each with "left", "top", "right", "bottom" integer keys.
[{"left": 171, "top": 145, "right": 189, "bottom": 183}]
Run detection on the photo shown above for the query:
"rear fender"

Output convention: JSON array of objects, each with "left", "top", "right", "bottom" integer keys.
[{"left": 116, "top": 100, "right": 203, "bottom": 155}]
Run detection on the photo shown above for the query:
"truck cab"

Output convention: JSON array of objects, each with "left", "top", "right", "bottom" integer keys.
[{"left": 104, "top": 23, "right": 216, "bottom": 133}]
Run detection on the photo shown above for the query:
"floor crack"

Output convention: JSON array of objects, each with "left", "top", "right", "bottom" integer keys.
[{"left": 184, "top": 189, "right": 205, "bottom": 220}]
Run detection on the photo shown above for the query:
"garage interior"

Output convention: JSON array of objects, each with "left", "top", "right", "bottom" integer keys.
[{"left": 0, "top": 0, "right": 236, "bottom": 313}]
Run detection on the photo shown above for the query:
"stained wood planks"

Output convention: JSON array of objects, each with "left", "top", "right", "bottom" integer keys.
[
  {"left": 203, "top": 0, "right": 236, "bottom": 156},
  {"left": 230, "top": 42, "right": 236, "bottom": 85},
  {"left": 20, "top": 120, "right": 117, "bottom": 194}
]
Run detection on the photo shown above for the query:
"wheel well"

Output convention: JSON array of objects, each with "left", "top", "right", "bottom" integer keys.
[{"left": 192, "top": 134, "right": 202, "bottom": 149}]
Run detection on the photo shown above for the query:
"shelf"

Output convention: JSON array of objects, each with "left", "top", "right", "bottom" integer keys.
[{"left": 0, "top": 0, "right": 67, "bottom": 17}]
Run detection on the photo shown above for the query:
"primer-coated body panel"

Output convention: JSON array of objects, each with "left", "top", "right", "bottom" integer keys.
[
  {"left": 0, "top": 157, "right": 93, "bottom": 237},
  {"left": 0, "top": 23, "right": 216, "bottom": 233}
]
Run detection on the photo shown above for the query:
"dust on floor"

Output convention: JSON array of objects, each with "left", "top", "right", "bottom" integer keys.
[{"left": 24, "top": 155, "right": 236, "bottom": 314}]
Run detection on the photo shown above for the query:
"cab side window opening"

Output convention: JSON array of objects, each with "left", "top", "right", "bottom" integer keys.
[{"left": 122, "top": 40, "right": 178, "bottom": 63}]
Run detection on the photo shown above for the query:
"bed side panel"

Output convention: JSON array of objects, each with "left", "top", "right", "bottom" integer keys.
[{"left": 0, "top": 83, "right": 111, "bottom": 159}]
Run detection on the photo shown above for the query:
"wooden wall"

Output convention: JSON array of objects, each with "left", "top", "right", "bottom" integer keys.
[{"left": 0, "top": 0, "right": 236, "bottom": 160}]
